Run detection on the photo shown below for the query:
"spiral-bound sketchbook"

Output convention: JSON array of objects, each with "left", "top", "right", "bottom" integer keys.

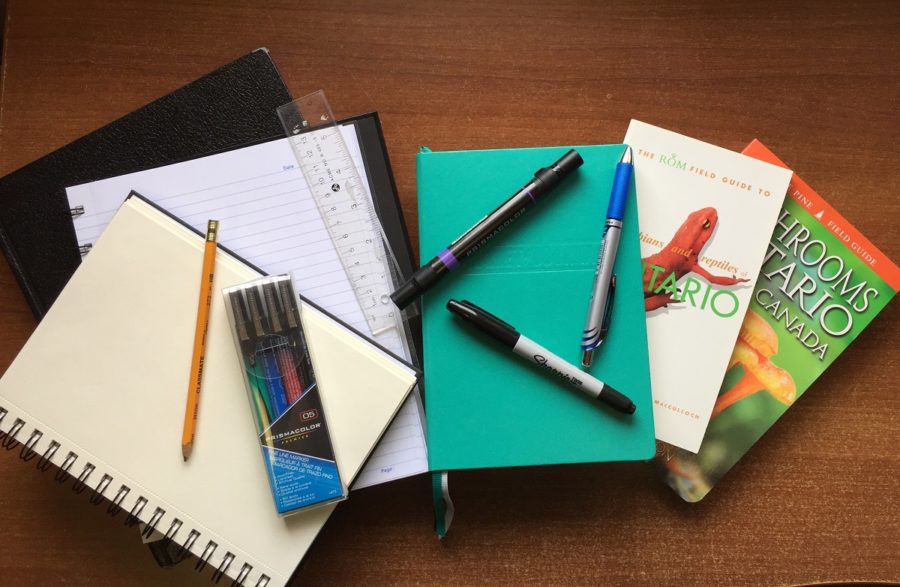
[{"left": 0, "top": 195, "right": 419, "bottom": 586}]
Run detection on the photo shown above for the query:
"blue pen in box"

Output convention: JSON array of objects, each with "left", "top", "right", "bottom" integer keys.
[{"left": 224, "top": 275, "right": 346, "bottom": 516}]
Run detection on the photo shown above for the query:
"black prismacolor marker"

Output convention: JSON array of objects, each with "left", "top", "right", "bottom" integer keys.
[
  {"left": 446, "top": 299, "right": 636, "bottom": 415},
  {"left": 390, "top": 149, "right": 584, "bottom": 309}
]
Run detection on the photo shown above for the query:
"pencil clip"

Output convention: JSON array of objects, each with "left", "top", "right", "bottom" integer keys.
[
  {"left": 598, "top": 274, "right": 617, "bottom": 343},
  {"left": 19, "top": 429, "right": 42, "bottom": 461}
]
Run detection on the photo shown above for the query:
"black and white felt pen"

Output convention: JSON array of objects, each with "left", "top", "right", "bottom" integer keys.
[{"left": 446, "top": 299, "right": 636, "bottom": 414}]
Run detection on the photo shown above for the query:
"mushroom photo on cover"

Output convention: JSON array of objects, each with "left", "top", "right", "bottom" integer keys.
[{"left": 712, "top": 311, "right": 796, "bottom": 418}]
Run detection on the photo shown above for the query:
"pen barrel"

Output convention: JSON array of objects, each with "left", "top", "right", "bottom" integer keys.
[
  {"left": 513, "top": 336, "right": 606, "bottom": 398},
  {"left": 512, "top": 336, "right": 633, "bottom": 413},
  {"left": 445, "top": 149, "right": 582, "bottom": 263},
  {"left": 445, "top": 180, "right": 541, "bottom": 262},
  {"left": 606, "top": 163, "right": 632, "bottom": 220},
  {"left": 581, "top": 221, "right": 621, "bottom": 349},
  {"left": 391, "top": 150, "right": 583, "bottom": 309},
  {"left": 391, "top": 181, "right": 543, "bottom": 309}
]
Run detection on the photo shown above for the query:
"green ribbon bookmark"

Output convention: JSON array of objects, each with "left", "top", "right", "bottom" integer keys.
[{"left": 431, "top": 470, "right": 454, "bottom": 538}]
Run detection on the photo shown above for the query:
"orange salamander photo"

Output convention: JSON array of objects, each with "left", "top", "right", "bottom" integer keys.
[{"left": 641, "top": 207, "right": 748, "bottom": 311}]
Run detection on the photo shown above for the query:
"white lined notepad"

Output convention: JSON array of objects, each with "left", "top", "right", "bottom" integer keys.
[{"left": 66, "top": 125, "right": 427, "bottom": 487}]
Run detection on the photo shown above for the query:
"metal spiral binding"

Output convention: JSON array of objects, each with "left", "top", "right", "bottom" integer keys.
[
  {"left": 37, "top": 440, "right": 60, "bottom": 472},
  {"left": 232, "top": 564, "right": 252, "bottom": 587},
  {"left": 125, "top": 496, "right": 148, "bottom": 527},
  {"left": 196, "top": 541, "right": 218, "bottom": 572},
  {"left": 141, "top": 506, "right": 166, "bottom": 539},
  {"left": 89, "top": 474, "right": 113, "bottom": 505},
  {"left": 163, "top": 518, "right": 184, "bottom": 562},
  {"left": 212, "top": 552, "right": 235, "bottom": 583},
  {"left": 0, "top": 409, "right": 271, "bottom": 585},
  {"left": 178, "top": 528, "right": 199, "bottom": 555},
  {"left": 1, "top": 417, "right": 24, "bottom": 450},
  {"left": 72, "top": 462, "right": 95, "bottom": 494},
  {"left": 70, "top": 205, "right": 85, "bottom": 218},
  {"left": 78, "top": 243, "right": 93, "bottom": 256},
  {"left": 163, "top": 518, "right": 182, "bottom": 542},
  {"left": 54, "top": 451, "right": 77, "bottom": 483},
  {"left": 19, "top": 429, "right": 42, "bottom": 461},
  {"left": 108, "top": 484, "right": 130, "bottom": 516}
]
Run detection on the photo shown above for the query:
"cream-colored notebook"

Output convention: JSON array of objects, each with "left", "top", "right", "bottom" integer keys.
[{"left": 0, "top": 195, "right": 418, "bottom": 586}]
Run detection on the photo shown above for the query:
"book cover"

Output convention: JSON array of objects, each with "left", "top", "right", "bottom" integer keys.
[
  {"left": 659, "top": 140, "right": 900, "bottom": 501},
  {"left": 623, "top": 121, "right": 793, "bottom": 453},
  {"left": 0, "top": 49, "right": 291, "bottom": 319},
  {"left": 420, "top": 145, "right": 655, "bottom": 471}
]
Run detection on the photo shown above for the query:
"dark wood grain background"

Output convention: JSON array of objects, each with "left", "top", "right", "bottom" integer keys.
[{"left": 0, "top": 1, "right": 897, "bottom": 585}]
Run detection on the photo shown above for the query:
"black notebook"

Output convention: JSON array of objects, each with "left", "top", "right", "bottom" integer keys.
[{"left": 0, "top": 49, "right": 292, "bottom": 319}]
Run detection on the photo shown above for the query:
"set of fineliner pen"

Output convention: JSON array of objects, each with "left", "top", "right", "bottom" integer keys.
[{"left": 223, "top": 275, "right": 346, "bottom": 516}]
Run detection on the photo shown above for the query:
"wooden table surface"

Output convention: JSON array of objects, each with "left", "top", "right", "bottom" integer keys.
[{"left": 1, "top": 1, "right": 898, "bottom": 585}]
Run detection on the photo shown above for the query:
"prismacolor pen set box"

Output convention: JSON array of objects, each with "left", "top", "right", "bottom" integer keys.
[{"left": 223, "top": 275, "right": 346, "bottom": 515}]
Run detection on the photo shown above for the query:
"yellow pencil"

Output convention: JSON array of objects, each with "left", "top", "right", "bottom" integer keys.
[{"left": 182, "top": 220, "right": 219, "bottom": 461}]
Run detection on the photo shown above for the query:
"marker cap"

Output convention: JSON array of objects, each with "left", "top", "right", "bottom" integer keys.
[
  {"left": 533, "top": 149, "right": 584, "bottom": 192},
  {"left": 390, "top": 279, "right": 423, "bottom": 309},
  {"left": 599, "top": 383, "right": 636, "bottom": 414}
]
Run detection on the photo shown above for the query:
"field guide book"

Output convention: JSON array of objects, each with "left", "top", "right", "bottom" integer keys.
[
  {"left": 659, "top": 140, "right": 900, "bottom": 500},
  {"left": 623, "top": 121, "right": 792, "bottom": 453}
]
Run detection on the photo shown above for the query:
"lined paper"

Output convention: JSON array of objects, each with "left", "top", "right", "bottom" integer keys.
[{"left": 65, "top": 125, "right": 427, "bottom": 488}]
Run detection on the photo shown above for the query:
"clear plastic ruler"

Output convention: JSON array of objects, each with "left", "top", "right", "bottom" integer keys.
[{"left": 277, "top": 91, "right": 405, "bottom": 337}]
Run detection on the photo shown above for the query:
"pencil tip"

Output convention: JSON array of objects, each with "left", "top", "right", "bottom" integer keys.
[{"left": 182, "top": 443, "right": 192, "bottom": 462}]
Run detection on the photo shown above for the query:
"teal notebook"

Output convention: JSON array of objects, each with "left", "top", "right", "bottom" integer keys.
[{"left": 420, "top": 144, "right": 655, "bottom": 470}]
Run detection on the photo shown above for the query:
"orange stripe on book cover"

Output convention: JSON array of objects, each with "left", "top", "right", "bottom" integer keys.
[{"left": 744, "top": 140, "right": 900, "bottom": 291}]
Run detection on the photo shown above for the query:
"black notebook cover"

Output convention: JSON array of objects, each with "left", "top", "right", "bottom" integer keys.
[{"left": 0, "top": 49, "right": 292, "bottom": 319}]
